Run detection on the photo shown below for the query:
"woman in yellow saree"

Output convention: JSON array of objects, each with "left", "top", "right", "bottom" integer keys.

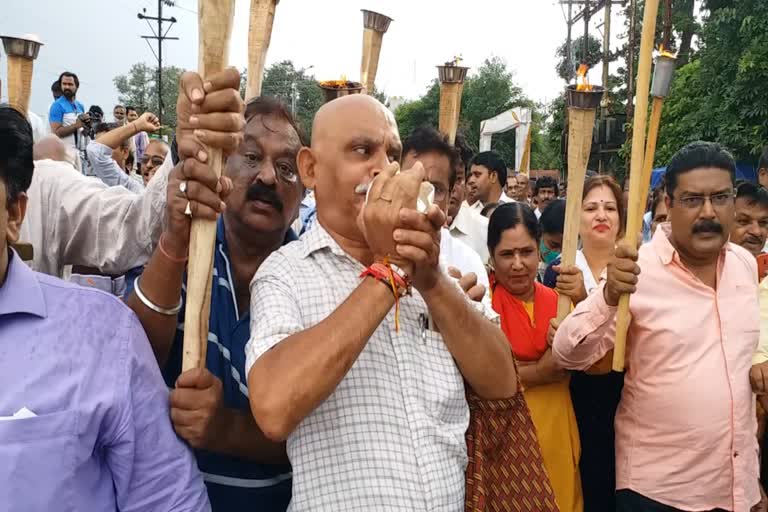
[{"left": 488, "top": 202, "right": 583, "bottom": 512}]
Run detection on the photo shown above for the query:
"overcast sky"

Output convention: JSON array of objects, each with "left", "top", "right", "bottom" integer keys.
[{"left": 2, "top": 0, "right": 629, "bottom": 120}]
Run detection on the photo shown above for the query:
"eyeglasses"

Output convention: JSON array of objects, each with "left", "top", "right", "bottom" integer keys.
[
  {"left": 670, "top": 190, "right": 735, "bottom": 209},
  {"left": 242, "top": 153, "right": 299, "bottom": 185},
  {"left": 141, "top": 156, "right": 165, "bottom": 168}
]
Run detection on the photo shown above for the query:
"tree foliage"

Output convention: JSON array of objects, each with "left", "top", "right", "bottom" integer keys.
[
  {"left": 556, "top": 34, "right": 604, "bottom": 82},
  {"left": 258, "top": 60, "right": 325, "bottom": 137},
  {"left": 656, "top": 0, "right": 768, "bottom": 164},
  {"left": 394, "top": 57, "right": 560, "bottom": 170},
  {"left": 114, "top": 63, "right": 183, "bottom": 129}
]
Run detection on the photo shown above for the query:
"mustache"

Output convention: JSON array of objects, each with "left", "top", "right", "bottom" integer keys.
[
  {"left": 245, "top": 183, "right": 283, "bottom": 212},
  {"left": 744, "top": 234, "right": 763, "bottom": 245},
  {"left": 692, "top": 219, "right": 723, "bottom": 235}
]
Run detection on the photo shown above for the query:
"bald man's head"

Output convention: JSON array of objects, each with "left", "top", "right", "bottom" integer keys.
[
  {"left": 299, "top": 94, "right": 402, "bottom": 244},
  {"left": 33, "top": 135, "right": 68, "bottom": 162}
]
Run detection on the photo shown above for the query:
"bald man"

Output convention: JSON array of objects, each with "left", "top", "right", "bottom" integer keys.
[
  {"left": 246, "top": 95, "right": 517, "bottom": 511},
  {"left": 33, "top": 135, "right": 69, "bottom": 163}
]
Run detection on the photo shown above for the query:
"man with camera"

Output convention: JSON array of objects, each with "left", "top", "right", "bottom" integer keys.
[{"left": 49, "top": 71, "right": 88, "bottom": 170}]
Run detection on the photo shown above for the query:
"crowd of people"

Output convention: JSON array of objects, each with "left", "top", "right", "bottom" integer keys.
[{"left": 2, "top": 65, "right": 768, "bottom": 512}]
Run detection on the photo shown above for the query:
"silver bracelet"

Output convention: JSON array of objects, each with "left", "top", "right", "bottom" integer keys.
[{"left": 133, "top": 275, "right": 183, "bottom": 316}]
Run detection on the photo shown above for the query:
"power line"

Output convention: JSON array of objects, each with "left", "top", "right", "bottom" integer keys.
[{"left": 137, "top": 0, "right": 179, "bottom": 126}]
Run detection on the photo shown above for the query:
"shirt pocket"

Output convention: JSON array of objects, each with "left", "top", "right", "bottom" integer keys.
[
  {"left": 0, "top": 410, "right": 77, "bottom": 512},
  {"left": 416, "top": 330, "right": 466, "bottom": 423}
]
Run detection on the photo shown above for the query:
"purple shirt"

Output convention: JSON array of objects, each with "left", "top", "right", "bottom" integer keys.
[{"left": 0, "top": 250, "right": 211, "bottom": 512}]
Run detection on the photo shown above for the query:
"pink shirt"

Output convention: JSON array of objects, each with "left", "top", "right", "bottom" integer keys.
[{"left": 553, "top": 225, "right": 760, "bottom": 511}]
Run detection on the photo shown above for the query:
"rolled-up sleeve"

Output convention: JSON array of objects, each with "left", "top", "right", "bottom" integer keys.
[
  {"left": 245, "top": 252, "right": 305, "bottom": 375},
  {"left": 754, "top": 277, "right": 768, "bottom": 365},
  {"left": 552, "top": 282, "right": 618, "bottom": 370},
  {"left": 86, "top": 141, "right": 144, "bottom": 193}
]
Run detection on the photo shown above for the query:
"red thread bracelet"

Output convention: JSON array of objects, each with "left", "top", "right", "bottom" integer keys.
[
  {"left": 158, "top": 233, "right": 188, "bottom": 263},
  {"left": 360, "top": 260, "right": 411, "bottom": 332}
]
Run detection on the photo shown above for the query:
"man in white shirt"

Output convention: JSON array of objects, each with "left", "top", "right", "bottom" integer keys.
[
  {"left": 447, "top": 159, "right": 490, "bottom": 264},
  {"left": 246, "top": 95, "right": 517, "bottom": 511},
  {"left": 533, "top": 175, "right": 559, "bottom": 219},
  {"left": 19, "top": 69, "right": 245, "bottom": 278},
  {"left": 400, "top": 126, "right": 490, "bottom": 300},
  {"left": 466, "top": 150, "right": 514, "bottom": 212}
]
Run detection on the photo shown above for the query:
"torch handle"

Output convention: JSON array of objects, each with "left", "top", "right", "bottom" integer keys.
[
  {"left": 246, "top": 0, "right": 277, "bottom": 101},
  {"left": 557, "top": 106, "right": 597, "bottom": 321},
  {"left": 7, "top": 56, "right": 34, "bottom": 114},
  {"left": 183, "top": 0, "right": 234, "bottom": 372},
  {"left": 613, "top": 0, "right": 661, "bottom": 372},
  {"left": 360, "top": 28, "right": 384, "bottom": 94},
  {"left": 438, "top": 82, "right": 462, "bottom": 145},
  {"left": 637, "top": 97, "right": 665, "bottom": 223}
]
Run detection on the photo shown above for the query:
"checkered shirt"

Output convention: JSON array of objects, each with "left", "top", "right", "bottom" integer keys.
[{"left": 246, "top": 223, "right": 499, "bottom": 511}]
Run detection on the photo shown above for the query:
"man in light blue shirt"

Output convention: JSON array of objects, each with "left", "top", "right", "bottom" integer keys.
[
  {"left": 86, "top": 114, "right": 159, "bottom": 193},
  {"left": 49, "top": 71, "right": 86, "bottom": 151},
  {"left": 1, "top": 105, "right": 210, "bottom": 511}
]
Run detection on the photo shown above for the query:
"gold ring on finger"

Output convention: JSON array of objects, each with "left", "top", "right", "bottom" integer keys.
[
  {"left": 179, "top": 180, "right": 188, "bottom": 198},
  {"left": 184, "top": 201, "right": 193, "bottom": 217}
]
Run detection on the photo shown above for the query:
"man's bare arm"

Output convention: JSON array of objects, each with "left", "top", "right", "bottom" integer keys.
[{"left": 51, "top": 121, "right": 80, "bottom": 138}]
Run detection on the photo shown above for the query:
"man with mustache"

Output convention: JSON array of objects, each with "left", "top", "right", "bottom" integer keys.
[
  {"left": 126, "top": 96, "right": 302, "bottom": 511},
  {"left": 730, "top": 182, "right": 768, "bottom": 258},
  {"left": 553, "top": 141, "right": 764, "bottom": 511},
  {"left": 245, "top": 94, "right": 517, "bottom": 511},
  {"left": 446, "top": 134, "right": 489, "bottom": 263}
]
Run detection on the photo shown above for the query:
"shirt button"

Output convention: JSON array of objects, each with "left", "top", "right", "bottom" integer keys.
[{"left": 734, "top": 451, "right": 739, "bottom": 457}]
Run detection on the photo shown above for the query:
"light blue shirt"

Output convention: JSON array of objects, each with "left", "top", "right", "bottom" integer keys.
[
  {"left": 86, "top": 141, "right": 144, "bottom": 193},
  {"left": 0, "top": 250, "right": 210, "bottom": 511}
]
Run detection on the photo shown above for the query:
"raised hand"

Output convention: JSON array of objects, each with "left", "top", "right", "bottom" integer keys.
[
  {"left": 134, "top": 112, "right": 161, "bottom": 134},
  {"left": 604, "top": 240, "right": 641, "bottom": 307},
  {"left": 176, "top": 67, "right": 245, "bottom": 163}
]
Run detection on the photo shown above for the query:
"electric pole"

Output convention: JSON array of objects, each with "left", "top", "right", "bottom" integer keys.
[{"left": 138, "top": 0, "right": 178, "bottom": 127}]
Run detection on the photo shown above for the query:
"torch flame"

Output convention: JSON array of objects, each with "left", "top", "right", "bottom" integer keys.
[
  {"left": 576, "top": 64, "right": 593, "bottom": 92},
  {"left": 319, "top": 75, "right": 361, "bottom": 89},
  {"left": 657, "top": 44, "right": 676, "bottom": 59}
]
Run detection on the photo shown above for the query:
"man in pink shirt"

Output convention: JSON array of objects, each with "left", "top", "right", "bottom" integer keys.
[{"left": 553, "top": 141, "right": 762, "bottom": 512}]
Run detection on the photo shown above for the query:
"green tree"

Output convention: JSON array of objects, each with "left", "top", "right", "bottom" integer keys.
[
  {"left": 258, "top": 60, "right": 324, "bottom": 137},
  {"left": 656, "top": 0, "right": 768, "bottom": 163},
  {"left": 114, "top": 63, "right": 183, "bottom": 130},
  {"left": 556, "top": 34, "right": 604, "bottom": 82},
  {"left": 395, "top": 57, "right": 536, "bottom": 169}
]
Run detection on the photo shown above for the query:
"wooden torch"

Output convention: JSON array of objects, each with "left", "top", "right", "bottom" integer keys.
[
  {"left": 245, "top": 0, "right": 279, "bottom": 101},
  {"left": 556, "top": 79, "right": 604, "bottom": 321},
  {"left": 2, "top": 33, "right": 43, "bottom": 263},
  {"left": 182, "top": 0, "right": 236, "bottom": 372},
  {"left": 437, "top": 62, "right": 469, "bottom": 145},
  {"left": 360, "top": 10, "right": 392, "bottom": 95},
  {"left": 637, "top": 51, "right": 676, "bottom": 223},
  {"left": 0, "top": 34, "right": 43, "bottom": 115},
  {"left": 612, "top": 0, "right": 661, "bottom": 372}
]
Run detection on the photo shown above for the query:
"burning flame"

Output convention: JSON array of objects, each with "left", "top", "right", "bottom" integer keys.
[
  {"left": 319, "top": 75, "right": 361, "bottom": 89},
  {"left": 576, "top": 64, "right": 593, "bottom": 92},
  {"left": 657, "top": 45, "right": 676, "bottom": 59}
]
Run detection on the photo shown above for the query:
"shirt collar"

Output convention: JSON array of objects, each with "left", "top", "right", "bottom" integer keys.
[
  {"left": 0, "top": 249, "right": 47, "bottom": 318},
  {"left": 651, "top": 222, "right": 731, "bottom": 266},
  {"left": 299, "top": 221, "right": 355, "bottom": 261},
  {"left": 450, "top": 206, "right": 472, "bottom": 235}
]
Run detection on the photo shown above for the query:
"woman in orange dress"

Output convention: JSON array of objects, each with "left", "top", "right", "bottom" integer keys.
[{"left": 488, "top": 202, "right": 583, "bottom": 512}]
